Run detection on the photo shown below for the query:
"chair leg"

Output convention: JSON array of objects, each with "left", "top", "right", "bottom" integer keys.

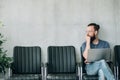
[
  {"left": 44, "top": 65, "right": 47, "bottom": 80},
  {"left": 78, "top": 66, "right": 82, "bottom": 80},
  {"left": 117, "top": 66, "right": 119, "bottom": 80},
  {"left": 80, "top": 67, "right": 82, "bottom": 80},
  {"left": 114, "top": 66, "right": 117, "bottom": 80}
]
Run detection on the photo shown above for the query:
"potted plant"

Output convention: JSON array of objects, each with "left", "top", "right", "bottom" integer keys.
[{"left": 0, "top": 21, "right": 12, "bottom": 74}]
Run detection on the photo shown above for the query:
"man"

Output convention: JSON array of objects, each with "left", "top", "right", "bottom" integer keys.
[{"left": 81, "top": 23, "right": 115, "bottom": 80}]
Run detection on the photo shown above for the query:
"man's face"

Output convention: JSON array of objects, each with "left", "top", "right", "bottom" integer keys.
[{"left": 86, "top": 26, "right": 96, "bottom": 37}]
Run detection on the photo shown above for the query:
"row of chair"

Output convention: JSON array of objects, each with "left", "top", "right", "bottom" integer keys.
[
  {"left": 7, "top": 46, "right": 80, "bottom": 80},
  {"left": 6, "top": 45, "right": 120, "bottom": 80}
]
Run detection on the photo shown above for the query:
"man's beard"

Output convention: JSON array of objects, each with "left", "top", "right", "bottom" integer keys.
[{"left": 90, "top": 36, "right": 96, "bottom": 43}]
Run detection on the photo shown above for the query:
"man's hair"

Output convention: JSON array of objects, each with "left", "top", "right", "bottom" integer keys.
[{"left": 88, "top": 23, "right": 100, "bottom": 31}]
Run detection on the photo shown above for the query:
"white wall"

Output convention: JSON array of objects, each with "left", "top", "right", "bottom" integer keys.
[
  {"left": 115, "top": 0, "right": 120, "bottom": 44},
  {"left": 0, "top": 0, "right": 120, "bottom": 63}
]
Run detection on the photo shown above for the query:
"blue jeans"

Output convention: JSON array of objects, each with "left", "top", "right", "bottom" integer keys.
[{"left": 86, "top": 59, "right": 115, "bottom": 80}]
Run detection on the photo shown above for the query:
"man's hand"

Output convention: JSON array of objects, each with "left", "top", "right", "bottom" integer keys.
[{"left": 86, "top": 34, "right": 91, "bottom": 44}]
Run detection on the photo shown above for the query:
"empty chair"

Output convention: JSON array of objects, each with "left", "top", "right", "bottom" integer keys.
[
  {"left": 45, "top": 46, "right": 81, "bottom": 80},
  {"left": 7, "top": 46, "right": 43, "bottom": 80}
]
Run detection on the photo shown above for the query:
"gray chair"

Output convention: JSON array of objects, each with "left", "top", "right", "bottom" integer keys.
[
  {"left": 7, "top": 46, "right": 43, "bottom": 80},
  {"left": 45, "top": 46, "right": 81, "bottom": 80}
]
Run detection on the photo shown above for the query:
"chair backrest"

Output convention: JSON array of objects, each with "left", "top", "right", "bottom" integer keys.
[
  {"left": 114, "top": 45, "right": 120, "bottom": 65},
  {"left": 12, "top": 46, "right": 41, "bottom": 74},
  {"left": 48, "top": 46, "right": 76, "bottom": 74}
]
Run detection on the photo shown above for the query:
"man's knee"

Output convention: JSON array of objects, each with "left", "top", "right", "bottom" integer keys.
[
  {"left": 100, "top": 59, "right": 106, "bottom": 63},
  {"left": 99, "top": 59, "right": 106, "bottom": 67}
]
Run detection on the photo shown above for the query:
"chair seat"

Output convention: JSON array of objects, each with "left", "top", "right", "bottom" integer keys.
[
  {"left": 47, "top": 74, "right": 77, "bottom": 80},
  {"left": 7, "top": 74, "right": 41, "bottom": 80},
  {"left": 83, "top": 73, "right": 98, "bottom": 80}
]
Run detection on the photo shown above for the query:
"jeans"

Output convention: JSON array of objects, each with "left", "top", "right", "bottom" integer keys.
[{"left": 86, "top": 59, "right": 115, "bottom": 80}]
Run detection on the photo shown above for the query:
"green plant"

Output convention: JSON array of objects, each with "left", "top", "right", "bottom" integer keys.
[{"left": 0, "top": 21, "right": 12, "bottom": 73}]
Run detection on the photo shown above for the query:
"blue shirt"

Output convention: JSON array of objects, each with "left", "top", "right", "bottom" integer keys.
[{"left": 81, "top": 39, "right": 110, "bottom": 54}]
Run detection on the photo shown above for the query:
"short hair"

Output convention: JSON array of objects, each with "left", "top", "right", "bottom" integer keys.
[{"left": 88, "top": 23, "right": 100, "bottom": 31}]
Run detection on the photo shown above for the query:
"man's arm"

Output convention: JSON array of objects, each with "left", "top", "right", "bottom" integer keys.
[{"left": 83, "top": 34, "right": 91, "bottom": 62}]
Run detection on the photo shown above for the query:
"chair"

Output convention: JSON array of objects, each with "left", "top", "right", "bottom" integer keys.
[
  {"left": 114, "top": 45, "right": 120, "bottom": 80},
  {"left": 7, "top": 46, "right": 43, "bottom": 80},
  {"left": 45, "top": 46, "right": 81, "bottom": 80},
  {"left": 80, "top": 47, "right": 113, "bottom": 80}
]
